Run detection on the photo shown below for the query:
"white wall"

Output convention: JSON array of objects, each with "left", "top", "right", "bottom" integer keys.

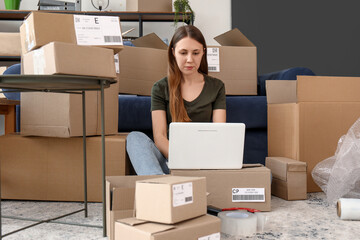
[{"left": 0, "top": 0, "right": 231, "bottom": 45}]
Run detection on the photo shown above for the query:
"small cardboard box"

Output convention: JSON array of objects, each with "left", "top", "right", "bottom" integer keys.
[
  {"left": 126, "top": 0, "right": 172, "bottom": 11},
  {"left": 266, "top": 76, "right": 360, "bottom": 192},
  {"left": 0, "top": 133, "right": 129, "bottom": 202},
  {"left": 20, "top": 76, "right": 119, "bottom": 138},
  {"left": 265, "top": 157, "right": 307, "bottom": 200},
  {"left": 135, "top": 176, "right": 207, "bottom": 224},
  {"left": 106, "top": 175, "right": 167, "bottom": 240},
  {"left": 207, "top": 28, "right": 257, "bottom": 95},
  {"left": 23, "top": 42, "right": 116, "bottom": 78},
  {"left": 117, "top": 33, "right": 168, "bottom": 96},
  {"left": 115, "top": 215, "right": 221, "bottom": 240},
  {"left": 20, "top": 12, "right": 123, "bottom": 55},
  {"left": 171, "top": 164, "right": 271, "bottom": 211},
  {"left": 0, "top": 33, "right": 21, "bottom": 56}
]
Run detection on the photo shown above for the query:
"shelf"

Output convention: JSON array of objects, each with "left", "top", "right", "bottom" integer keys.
[{"left": 0, "top": 10, "right": 192, "bottom": 22}]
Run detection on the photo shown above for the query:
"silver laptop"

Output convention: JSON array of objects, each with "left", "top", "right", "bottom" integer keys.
[{"left": 168, "top": 122, "right": 245, "bottom": 169}]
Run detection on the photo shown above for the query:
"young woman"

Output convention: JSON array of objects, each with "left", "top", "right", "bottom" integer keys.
[{"left": 126, "top": 25, "right": 226, "bottom": 175}]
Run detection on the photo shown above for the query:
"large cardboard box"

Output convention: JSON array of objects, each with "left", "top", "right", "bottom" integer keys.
[
  {"left": 115, "top": 215, "right": 220, "bottom": 240},
  {"left": 0, "top": 133, "right": 129, "bottom": 202},
  {"left": 267, "top": 76, "right": 360, "bottom": 192},
  {"left": 20, "top": 12, "right": 123, "bottom": 55},
  {"left": 126, "top": 0, "right": 172, "bottom": 11},
  {"left": 265, "top": 157, "right": 307, "bottom": 200},
  {"left": 106, "top": 175, "right": 167, "bottom": 240},
  {"left": 117, "top": 33, "right": 168, "bottom": 95},
  {"left": 171, "top": 164, "right": 271, "bottom": 211},
  {"left": 0, "top": 33, "right": 21, "bottom": 56},
  {"left": 20, "top": 78, "right": 119, "bottom": 137},
  {"left": 135, "top": 176, "right": 207, "bottom": 224},
  {"left": 207, "top": 28, "right": 257, "bottom": 95},
  {"left": 23, "top": 42, "right": 116, "bottom": 78}
]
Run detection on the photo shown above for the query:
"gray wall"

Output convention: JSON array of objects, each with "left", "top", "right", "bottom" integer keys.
[{"left": 232, "top": 0, "right": 360, "bottom": 76}]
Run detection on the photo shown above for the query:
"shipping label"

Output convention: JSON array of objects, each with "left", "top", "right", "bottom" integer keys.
[
  {"left": 232, "top": 188, "right": 265, "bottom": 202},
  {"left": 207, "top": 47, "right": 220, "bottom": 72},
  {"left": 172, "top": 182, "right": 193, "bottom": 207},
  {"left": 74, "top": 15, "right": 123, "bottom": 45},
  {"left": 198, "top": 232, "right": 221, "bottom": 240}
]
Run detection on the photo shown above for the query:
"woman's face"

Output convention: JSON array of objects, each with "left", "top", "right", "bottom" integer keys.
[{"left": 173, "top": 37, "right": 204, "bottom": 77}]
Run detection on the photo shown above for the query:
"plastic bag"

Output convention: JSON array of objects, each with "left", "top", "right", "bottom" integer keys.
[{"left": 312, "top": 117, "right": 360, "bottom": 203}]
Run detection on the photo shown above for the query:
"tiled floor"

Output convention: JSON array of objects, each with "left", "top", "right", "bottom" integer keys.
[{"left": 1, "top": 192, "right": 359, "bottom": 239}]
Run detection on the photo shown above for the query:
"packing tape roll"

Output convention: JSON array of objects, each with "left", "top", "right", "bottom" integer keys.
[
  {"left": 337, "top": 198, "right": 360, "bottom": 220},
  {"left": 218, "top": 210, "right": 257, "bottom": 236}
]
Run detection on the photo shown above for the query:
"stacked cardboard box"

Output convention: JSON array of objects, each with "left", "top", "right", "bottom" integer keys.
[
  {"left": 0, "top": 33, "right": 21, "bottom": 56},
  {"left": 19, "top": 12, "right": 123, "bottom": 137},
  {"left": 171, "top": 164, "right": 271, "bottom": 211},
  {"left": 267, "top": 76, "right": 360, "bottom": 192},
  {"left": 107, "top": 175, "right": 221, "bottom": 240},
  {"left": 0, "top": 12, "right": 126, "bottom": 202},
  {"left": 266, "top": 157, "right": 307, "bottom": 200},
  {"left": 0, "top": 133, "right": 129, "bottom": 202},
  {"left": 126, "top": 0, "right": 172, "bottom": 11},
  {"left": 208, "top": 28, "right": 257, "bottom": 95}
]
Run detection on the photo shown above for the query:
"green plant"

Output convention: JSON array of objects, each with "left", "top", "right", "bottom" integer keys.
[{"left": 173, "top": 0, "right": 195, "bottom": 27}]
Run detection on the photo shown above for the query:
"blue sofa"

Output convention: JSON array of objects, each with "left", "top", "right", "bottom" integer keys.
[{"left": 3, "top": 64, "right": 315, "bottom": 165}]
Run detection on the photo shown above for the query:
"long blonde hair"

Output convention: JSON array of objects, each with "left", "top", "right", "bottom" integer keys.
[{"left": 168, "top": 25, "right": 208, "bottom": 122}]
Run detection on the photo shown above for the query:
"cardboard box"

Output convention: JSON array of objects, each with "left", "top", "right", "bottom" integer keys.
[
  {"left": 106, "top": 175, "right": 167, "bottom": 240},
  {"left": 207, "top": 28, "right": 257, "bottom": 95},
  {"left": 135, "top": 176, "right": 207, "bottom": 224},
  {"left": 126, "top": 0, "right": 172, "bottom": 11},
  {"left": 115, "top": 215, "right": 221, "bottom": 240},
  {"left": 267, "top": 76, "right": 360, "bottom": 192},
  {"left": 23, "top": 42, "right": 116, "bottom": 78},
  {"left": 265, "top": 157, "right": 307, "bottom": 200},
  {"left": 20, "top": 78, "right": 119, "bottom": 138},
  {"left": 0, "top": 133, "right": 129, "bottom": 202},
  {"left": 0, "top": 33, "right": 21, "bottom": 56},
  {"left": 20, "top": 12, "right": 123, "bottom": 55},
  {"left": 117, "top": 33, "right": 168, "bottom": 95},
  {"left": 171, "top": 164, "right": 271, "bottom": 211}
]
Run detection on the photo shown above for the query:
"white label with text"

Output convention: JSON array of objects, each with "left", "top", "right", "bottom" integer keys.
[
  {"left": 232, "top": 188, "right": 265, "bottom": 202},
  {"left": 173, "top": 182, "right": 193, "bottom": 207},
  {"left": 207, "top": 47, "right": 220, "bottom": 72},
  {"left": 74, "top": 15, "right": 123, "bottom": 45}
]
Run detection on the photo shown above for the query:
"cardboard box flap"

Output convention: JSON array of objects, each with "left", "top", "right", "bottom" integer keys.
[
  {"left": 137, "top": 175, "right": 204, "bottom": 185},
  {"left": 266, "top": 80, "right": 297, "bottom": 104},
  {"left": 297, "top": 75, "right": 360, "bottom": 102},
  {"left": 266, "top": 157, "right": 306, "bottom": 181},
  {"left": 117, "top": 217, "right": 147, "bottom": 226},
  {"left": 242, "top": 163, "right": 263, "bottom": 168},
  {"left": 214, "top": 28, "right": 254, "bottom": 47},
  {"left": 132, "top": 33, "right": 168, "bottom": 50},
  {"left": 118, "top": 218, "right": 175, "bottom": 233}
]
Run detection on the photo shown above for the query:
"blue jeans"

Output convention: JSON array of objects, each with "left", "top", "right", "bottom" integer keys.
[{"left": 126, "top": 131, "right": 169, "bottom": 175}]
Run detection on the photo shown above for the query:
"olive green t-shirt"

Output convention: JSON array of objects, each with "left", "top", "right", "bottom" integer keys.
[{"left": 151, "top": 74, "right": 226, "bottom": 126}]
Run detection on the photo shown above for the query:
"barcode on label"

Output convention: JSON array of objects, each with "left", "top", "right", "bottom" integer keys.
[
  {"left": 185, "top": 196, "right": 193, "bottom": 202},
  {"left": 104, "top": 35, "right": 122, "bottom": 43},
  {"left": 74, "top": 17, "right": 80, "bottom": 23},
  {"left": 208, "top": 66, "right": 217, "bottom": 71},
  {"left": 232, "top": 195, "right": 264, "bottom": 201}
]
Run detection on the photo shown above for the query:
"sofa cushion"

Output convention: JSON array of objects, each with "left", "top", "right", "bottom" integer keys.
[
  {"left": 118, "top": 95, "right": 268, "bottom": 132},
  {"left": 226, "top": 96, "right": 267, "bottom": 129},
  {"left": 257, "top": 67, "right": 315, "bottom": 96}
]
